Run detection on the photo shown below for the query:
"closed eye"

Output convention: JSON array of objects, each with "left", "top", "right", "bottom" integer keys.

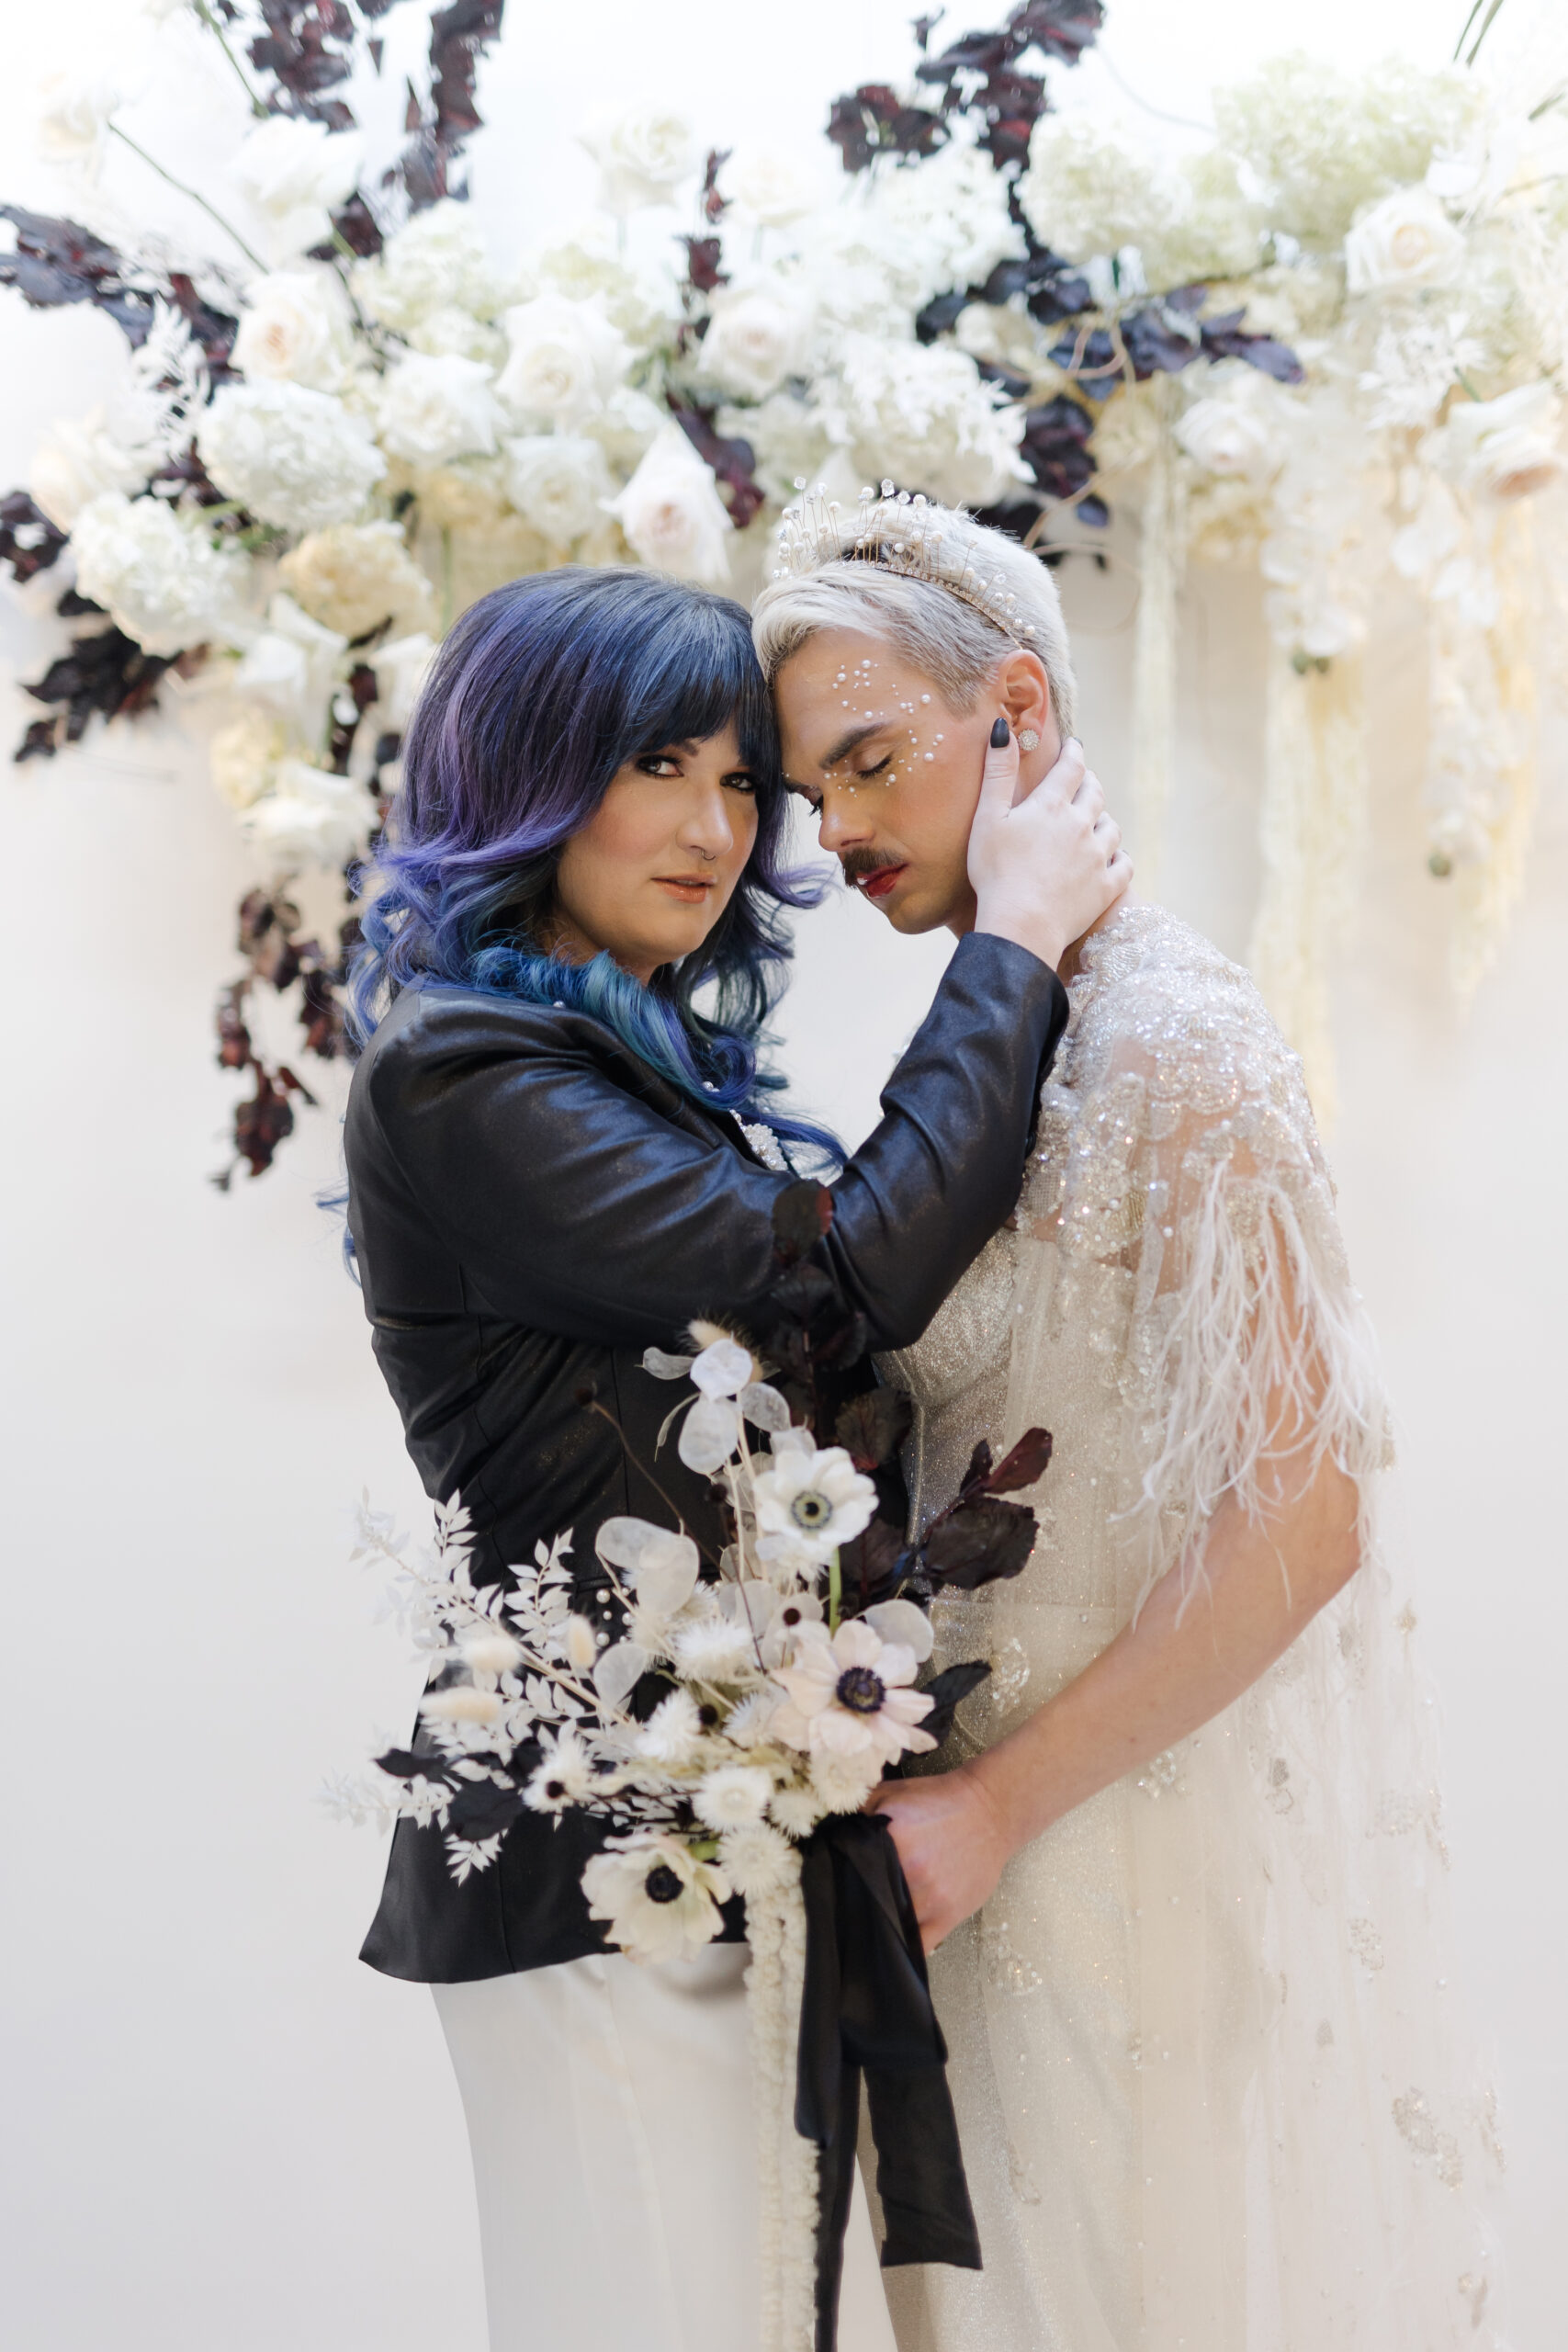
[{"left": 851, "top": 755, "right": 893, "bottom": 782}]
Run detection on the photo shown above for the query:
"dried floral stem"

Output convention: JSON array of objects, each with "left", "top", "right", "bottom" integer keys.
[
  {"left": 108, "top": 124, "right": 267, "bottom": 271},
  {"left": 583, "top": 1396, "right": 723, "bottom": 1568},
  {"left": 193, "top": 0, "right": 269, "bottom": 119}
]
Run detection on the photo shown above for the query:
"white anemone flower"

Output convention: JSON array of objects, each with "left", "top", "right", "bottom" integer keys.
[
  {"left": 771, "top": 1618, "right": 936, "bottom": 1767},
  {"left": 582, "top": 1834, "right": 730, "bottom": 1962},
  {"left": 720, "top": 1578, "right": 824, "bottom": 1669},
  {"left": 693, "top": 1763, "right": 774, "bottom": 1832},
  {"left": 751, "top": 1445, "right": 877, "bottom": 1566}
]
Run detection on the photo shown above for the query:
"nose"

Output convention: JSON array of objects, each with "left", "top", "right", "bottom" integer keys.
[
  {"left": 816, "top": 782, "right": 876, "bottom": 858},
  {"left": 677, "top": 778, "right": 738, "bottom": 864}
]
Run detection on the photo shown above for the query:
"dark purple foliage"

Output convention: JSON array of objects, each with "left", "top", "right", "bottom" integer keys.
[
  {"left": 1020, "top": 395, "right": 1097, "bottom": 500},
  {"left": 0, "top": 206, "right": 158, "bottom": 346},
  {"left": 0, "top": 492, "right": 67, "bottom": 585},
  {"left": 17, "top": 625, "right": 180, "bottom": 758},
  {"left": 1200, "top": 310, "right": 1305, "bottom": 383},
  {"left": 669, "top": 401, "right": 767, "bottom": 531},
  {"left": 827, "top": 84, "right": 949, "bottom": 172}
]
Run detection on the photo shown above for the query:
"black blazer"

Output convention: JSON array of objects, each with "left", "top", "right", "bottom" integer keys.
[{"left": 345, "top": 930, "right": 1067, "bottom": 1982}]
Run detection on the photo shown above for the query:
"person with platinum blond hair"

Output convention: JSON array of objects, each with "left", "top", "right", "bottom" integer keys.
[{"left": 750, "top": 490, "right": 1506, "bottom": 2352}]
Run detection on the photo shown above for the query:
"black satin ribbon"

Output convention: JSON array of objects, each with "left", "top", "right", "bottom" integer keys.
[{"left": 795, "top": 1813, "right": 982, "bottom": 2351}]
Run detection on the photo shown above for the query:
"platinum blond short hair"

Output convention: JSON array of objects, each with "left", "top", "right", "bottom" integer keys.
[{"left": 750, "top": 492, "right": 1077, "bottom": 736}]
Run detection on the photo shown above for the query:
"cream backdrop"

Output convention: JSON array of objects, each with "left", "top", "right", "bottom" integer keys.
[{"left": 1, "top": 4, "right": 1562, "bottom": 2348}]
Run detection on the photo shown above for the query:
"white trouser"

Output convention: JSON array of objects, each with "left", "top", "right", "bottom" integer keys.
[{"left": 434, "top": 1943, "right": 898, "bottom": 2352}]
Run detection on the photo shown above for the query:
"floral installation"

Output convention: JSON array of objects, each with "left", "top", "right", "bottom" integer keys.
[
  {"left": 3, "top": 0, "right": 1564, "bottom": 1153},
  {"left": 328, "top": 1182, "right": 1053, "bottom": 2346}
]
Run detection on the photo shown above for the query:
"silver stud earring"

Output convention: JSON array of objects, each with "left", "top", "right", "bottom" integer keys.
[{"left": 1017, "top": 728, "right": 1040, "bottom": 752}]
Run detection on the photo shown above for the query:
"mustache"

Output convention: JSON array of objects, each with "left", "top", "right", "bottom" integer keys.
[{"left": 839, "top": 848, "right": 906, "bottom": 887}]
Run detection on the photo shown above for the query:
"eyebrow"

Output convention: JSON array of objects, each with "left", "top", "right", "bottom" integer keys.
[{"left": 785, "top": 718, "right": 886, "bottom": 794}]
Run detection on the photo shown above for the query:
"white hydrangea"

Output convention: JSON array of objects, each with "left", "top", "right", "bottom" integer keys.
[
  {"left": 277, "top": 520, "right": 434, "bottom": 640},
  {"left": 28, "top": 407, "right": 149, "bottom": 529},
  {"left": 1213, "top": 54, "right": 1481, "bottom": 250},
  {"left": 578, "top": 103, "right": 696, "bottom": 215},
  {"left": 529, "top": 228, "right": 664, "bottom": 348},
  {"left": 240, "top": 757, "right": 376, "bottom": 872},
  {"left": 1021, "top": 119, "right": 1261, "bottom": 287},
  {"left": 504, "top": 433, "right": 614, "bottom": 544},
  {"left": 353, "top": 198, "right": 518, "bottom": 331},
  {"left": 497, "top": 294, "right": 631, "bottom": 424},
  {"left": 199, "top": 379, "right": 385, "bottom": 530},
  {"left": 231, "top": 268, "right": 353, "bottom": 390},
  {"left": 695, "top": 277, "right": 816, "bottom": 402},
  {"left": 70, "top": 492, "right": 245, "bottom": 654},
  {"left": 817, "top": 334, "right": 1028, "bottom": 508},
  {"left": 802, "top": 140, "right": 1021, "bottom": 331},
  {"left": 230, "top": 116, "right": 363, "bottom": 265},
  {"left": 604, "top": 422, "right": 731, "bottom": 582},
  {"left": 377, "top": 353, "right": 502, "bottom": 466}
]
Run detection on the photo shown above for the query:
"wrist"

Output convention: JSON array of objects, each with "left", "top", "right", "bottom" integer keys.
[
  {"left": 973, "top": 903, "right": 1067, "bottom": 973},
  {"left": 961, "top": 1754, "right": 1025, "bottom": 1862}
]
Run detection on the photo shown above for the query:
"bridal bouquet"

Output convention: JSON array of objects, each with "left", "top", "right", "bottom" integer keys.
[{"left": 336, "top": 1195, "right": 1050, "bottom": 1955}]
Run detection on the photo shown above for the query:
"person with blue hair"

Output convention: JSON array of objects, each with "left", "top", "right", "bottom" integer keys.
[{"left": 343, "top": 562, "right": 1128, "bottom": 2352}]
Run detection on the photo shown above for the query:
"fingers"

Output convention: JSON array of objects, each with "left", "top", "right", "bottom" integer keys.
[
  {"left": 1071, "top": 764, "right": 1106, "bottom": 821},
  {"left": 1103, "top": 846, "right": 1134, "bottom": 897},
  {"left": 1092, "top": 811, "right": 1121, "bottom": 860},
  {"left": 1034, "top": 734, "right": 1086, "bottom": 808},
  {"left": 975, "top": 717, "right": 1021, "bottom": 822}
]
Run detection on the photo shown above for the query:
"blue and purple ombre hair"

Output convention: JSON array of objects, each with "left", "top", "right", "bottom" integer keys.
[{"left": 349, "top": 565, "right": 837, "bottom": 1160}]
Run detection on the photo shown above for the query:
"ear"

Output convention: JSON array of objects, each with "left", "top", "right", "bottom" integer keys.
[{"left": 997, "top": 651, "right": 1060, "bottom": 763}]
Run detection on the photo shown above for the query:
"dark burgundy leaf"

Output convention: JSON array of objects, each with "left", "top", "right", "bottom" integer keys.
[
  {"left": 917, "top": 1658, "right": 991, "bottom": 1747},
  {"left": 912, "top": 12, "right": 945, "bottom": 50},
  {"left": 1200, "top": 311, "right": 1304, "bottom": 384},
  {"left": 166, "top": 272, "right": 239, "bottom": 376},
  {"left": 374, "top": 1747, "right": 456, "bottom": 1784},
  {"left": 975, "top": 357, "right": 1032, "bottom": 401},
  {"left": 974, "top": 1424, "right": 1054, "bottom": 1495},
  {"left": 1020, "top": 395, "right": 1097, "bottom": 500},
  {"left": 1047, "top": 325, "right": 1120, "bottom": 399},
  {"left": 669, "top": 399, "right": 765, "bottom": 529},
  {"left": 921, "top": 1493, "right": 1038, "bottom": 1588},
  {"left": 0, "top": 206, "right": 156, "bottom": 346},
  {"left": 0, "top": 491, "right": 67, "bottom": 584},
  {"left": 773, "top": 1180, "right": 833, "bottom": 1267},
  {"left": 700, "top": 147, "right": 732, "bottom": 224},
  {"left": 1120, "top": 305, "right": 1201, "bottom": 379},
  {"left": 681, "top": 235, "right": 728, "bottom": 296},
  {"left": 1008, "top": 0, "right": 1104, "bottom": 62},
  {"left": 56, "top": 587, "right": 104, "bottom": 618},
  {"left": 22, "top": 626, "right": 174, "bottom": 741},
  {"left": 216, "top": 985, "right": 254, "bottom": 1071},
  {"left": 15, "top": 718, "right": 59, "bottom": 763},
  {"left": 914, "top": 289, "right": 969, "bottom": 344},
  {"left": 835, "top": 1385, "right": 913, "bottom": 1473},
  {"left": 959, "top": 1438, "right": 994, "bottom": 1496},
  {"left": 843, "top": 1511, "right": 908, "bottom": 1606},
  {"left": 827, "top": 84, "right": 948, "bottom": 172}
]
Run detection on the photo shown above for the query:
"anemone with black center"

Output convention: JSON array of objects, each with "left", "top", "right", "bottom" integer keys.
[
  {"left": 791, "top": 1489, "right": 832, "bottom": 1531},
  {"left": 835, "top": 1665, "right": 886, "bottom": 1715},
  {"left": 644, "top": 1862, "right": 686, "bottom": 1905}
]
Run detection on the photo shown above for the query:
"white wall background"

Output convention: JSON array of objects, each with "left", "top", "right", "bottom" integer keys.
[{"left": 1, "top": 4, "right": 1562, "bottom": 2348}]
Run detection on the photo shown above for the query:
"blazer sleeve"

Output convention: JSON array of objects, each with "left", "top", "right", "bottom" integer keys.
[{"left": 359, "top": 931, "right": 1068, "bottom": 1353}]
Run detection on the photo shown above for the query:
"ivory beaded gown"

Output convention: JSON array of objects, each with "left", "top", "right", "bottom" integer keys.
[{"left": 874, "top": 901, "right": 1506, "bottom": 2352}]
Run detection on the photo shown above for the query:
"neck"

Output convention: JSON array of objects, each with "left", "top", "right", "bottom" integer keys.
[{"left": 1056, "top": 885, "right": 1136, "bottom": 987}]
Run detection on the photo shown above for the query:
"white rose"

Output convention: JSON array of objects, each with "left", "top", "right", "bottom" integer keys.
[
  {"left": 696, "top": 281, "right": 815, "bottom": 403},
  {"left": 232, "top": 593, "right": 348, "bottom": 740},
  {"left": 353, "top": 198, "right": 517, "bottom": 331},
  {"left": 241, "top": 757, "right": 375, "bottom": 872},
  {"left": 278, "top": 520, "right": 434, "bottom": 639},
  {"left": 1434, "top": 382, "right": 1564, "bottom": 502},
  {"left": 70, "top": 492, "right": 245, "bottom": 654},
  {"left": 578, "top": 104, "right": 696, "bottom": 216},
  {"left": 604, "top": 422, "right": 731, "bottom": 583},
  {"left": 199, "top": 379, "right": 385, "bottom": 530},
  {"left": 36, "top": 70, "right": 121, "bottom": 166},
  {"left": 231, "top": 269, "right": 351, "bottom": 390},
  {"left": 378, "top": 353, "right": 502, "bottom": 466},
  {"left": 406, "top": 306, "right": 506, "bottom": 365},
  {"left": 1344, "top": 187, "right": 1464, "bottom": 296},
  {"left": 1174, "top": 370, "right": 1288, "bottom": 484},
  {"left": 28, "top": 407, "right": 148, "bottom": 529},
  {"left": 504, "top": 433, "right": 614, "bottom": 544},
  {"left": 230, "top": 116, "right": 363, "bottom": 265},
  {"left": 370, "top": 631, "right": 436, "bottom": 732},
  {"left": 209, "top": 708, "right": 287, "bottom": 810},
  {"left": 496, "top": 293, "right": 630, "bottom": 424},
  {"left": 726, "top": 146, "right": 823, "bottom": 229}
]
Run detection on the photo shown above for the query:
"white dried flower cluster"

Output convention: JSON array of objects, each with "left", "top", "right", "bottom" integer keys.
[
  {"left": 277, "top": 520, "right": 435, "bottom": 641},
  {"left": 814, "top": 335, "right": 1028, "bottom": 509}
]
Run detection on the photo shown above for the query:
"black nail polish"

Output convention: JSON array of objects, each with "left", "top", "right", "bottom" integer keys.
[{"left": 989, "top": 717, "right": 1010, "bottom": 749}]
